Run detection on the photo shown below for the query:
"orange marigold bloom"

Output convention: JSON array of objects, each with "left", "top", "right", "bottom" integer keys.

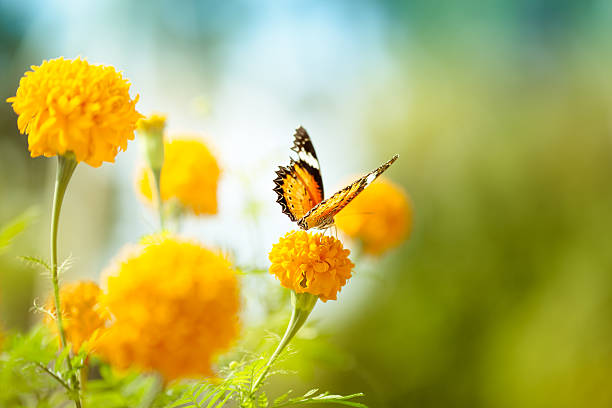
[
  {"left": 336, "top": 178, "right": 412, "bottom": 255},
  {"left": 269, "top": 231, "right": 354, "bottom": 302},
  {"left": 137, "top": 136, "right": 220, "bottom": 215},
  {"left": 6, "top": 57, "right": 141, "bottom": 167},
  {"left": 45, "top": 281, "right": 108, "bottom": 352},
  {"left": 97, "top": 234, "right": 240, "bottom": 381}
]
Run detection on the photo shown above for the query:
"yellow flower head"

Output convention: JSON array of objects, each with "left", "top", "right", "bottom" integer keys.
[
  {"left": 136, "top": 113, "right": 166, "bottom": 172},
  {"left": 6, "top": 57, "right": 142, "bottom": 167},
  {"left": 45, "top": 281, "right": 108, "bottom": 352},
  {"left": 336, "top": 178, "right": 413, "bottom": 255},
  {"left": 269, "top": 231, "right": 354, "bottom": 302},
  {"left": 135, "top": 113, "right": 166, "bottom": 134},
  {"left": 137, "top": 136, "right": 220, "bottom": 215},
  {"left": 98, "top": 234, "right": 240, "bottom": 381}
]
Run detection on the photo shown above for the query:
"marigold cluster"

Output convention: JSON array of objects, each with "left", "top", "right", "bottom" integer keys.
[
  {"left": 137, "top": 137, "right": 220, "bottom": 215},
  {"left": 45, "top": 281, "right": 108, "bottom": 352},
  {"left": 97, "top": 234, "right": 240, "bottom": 381},
  {"left": 6, "top": 57, "right": 141, "bottom": 167},
  {"left": 269, "top": 231, "right": 354, "bottom": 302},
  {"left": 336, "top": 178, "right": 413, "bottom": 255}
]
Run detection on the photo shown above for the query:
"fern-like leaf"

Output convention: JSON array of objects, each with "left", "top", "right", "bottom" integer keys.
[
  {"left": 19, "top": 255, "right": 52, "bottom": 273},
  {"left": 58, "top": 254, "right": 76, "bottom": 275},
  {"left": 271, "top": 391, "right": 367, "bottom": 407}
]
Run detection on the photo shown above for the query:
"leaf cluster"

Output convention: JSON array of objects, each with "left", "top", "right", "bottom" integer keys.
[{"left": 170, "top": 354, "right": 366, "bottom": 408}]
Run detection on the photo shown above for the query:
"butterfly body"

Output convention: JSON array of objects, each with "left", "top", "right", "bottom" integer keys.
[{"left": 274, "top": 127, "right": 398, "bottom": 230}]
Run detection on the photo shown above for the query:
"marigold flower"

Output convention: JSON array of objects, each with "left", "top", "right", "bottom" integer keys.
[
  {"left": 136, "top": 113, "right": 166, "bottom": 171},
  {"left": 6, "top": 57, "right": 141, "bottom": 167},
  {"left": 137, "top": 136, "right": 220, "bottom": 215},
  {"left": 336, "top": 178, "right": 413, "bottom": 255},
  {"left": 135, "top": 113, "right": 166, "bottom": 134},
  {"left": 269, "top": 231, "right": 354, "bottom": 302},
  {"left": 97, "top": 234, "right": 240, "bottom": 381},
  {"left": 44, "top": 281, "right": 108, "bottom": 352}
]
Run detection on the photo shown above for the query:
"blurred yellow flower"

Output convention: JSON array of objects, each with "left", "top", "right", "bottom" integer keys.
[
  {"left": 135, "top": 113, "right": 166, "bottom": 134},
  {"left": 98, "top": 234, "right": 240, "bottom": 381},
  {"left": 269, "top": 230, "right": 354, "bottom": 302},
  {"left": 45, "top": 281, "right": 108, "bottom": 353},
  {"left": 336, "top": 178, "right": 413, "bottom": 255},
  {"left": 136, "top": 113, "right": 166, "bottom": 179},
  {"left": 137, "top": 137, "right": 220, "bottom": 215},
  {"left": 6, "top": 57, "right": 141, "bottom": 167}
]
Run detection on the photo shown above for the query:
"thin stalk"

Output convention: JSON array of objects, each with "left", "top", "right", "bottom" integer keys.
[
  {"left": 250, "top": 292, "right": 317, "bottom": 395},
  {"left": 35, "top": 362, "right": 71, "bottom": 392},
  {"left": 152, "top": 167, "right": 165, "bottom": 229},
  {"left": 50, "top": 154, "right": 82, "bottom": 408}
]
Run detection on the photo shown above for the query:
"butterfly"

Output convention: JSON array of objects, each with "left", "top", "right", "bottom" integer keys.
[{"left": 273, "top": 126, "right": 399, "bottom": 230}]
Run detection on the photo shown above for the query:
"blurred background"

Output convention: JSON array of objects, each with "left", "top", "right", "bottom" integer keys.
[{"left": 2, "top": 0, "right": 612, "bottom": 406}]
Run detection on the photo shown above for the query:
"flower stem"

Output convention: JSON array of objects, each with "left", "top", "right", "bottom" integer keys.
[
  {"left": 250, "top": 292, "right": 318, "bottom": 395},
  {"left": 152, "top": 167, "right": 165, "bottom": 229},
  {"left": 50, "top": 153, "right": 82, "bottom": 408}
]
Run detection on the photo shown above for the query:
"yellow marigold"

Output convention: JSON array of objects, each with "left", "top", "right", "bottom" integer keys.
[
  {"left": 44, "top": 281, "right": 108, "bottom": 352},
  {"left": 137, "top": 136, "right": 220, "bottom": 215},
  {"left": 6, "top": 57, "right": 141, "bottom": 167},
  {"left": 269, "top": 231, "right": 354, "bottom": 302},
  {"left": 336, "top": 178, "right": 413, "bottom": 255},
  {"left": 135, "top": 113, "right": 166, "bottom": 134},
  {"left": 97, "top": 234, "right": 240, "bottom": 381}
]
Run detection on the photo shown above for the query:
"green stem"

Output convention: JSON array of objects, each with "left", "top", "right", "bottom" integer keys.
[
  {"left": 50, "top": 154, "right": 82, "bottom": 408},
  {"left": 250, "top": 292, "right": 318, "bottom": 395},
  {"left": 152, "top": 167, "right": 165, "bottom": 229},
  {"left": 35, "top": 362, "right": 71, "bottom": 392}
]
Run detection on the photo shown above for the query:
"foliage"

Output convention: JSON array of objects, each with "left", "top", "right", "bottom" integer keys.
[
  {"left": 0, "top": 208, "right": 37, "bottom": 254},
  {"left": 170, "top": 354, "right": 366, "bottom": 408},
  {"left": 0, "top": 326, "right": 367, "bottom": 408}
]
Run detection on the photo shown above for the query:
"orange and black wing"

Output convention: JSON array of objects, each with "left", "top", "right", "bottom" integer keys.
[
  {"left": 297, "top": 154, "right": 399, "bottom": 230},
  {"left": 273, "top": 127, "right": 325, "bottom": 222}
]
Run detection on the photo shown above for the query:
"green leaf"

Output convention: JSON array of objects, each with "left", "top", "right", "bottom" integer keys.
[
  {"left": 302, "top": 389, "right": 318, "bottom": 398},
  {"left": 0, "top": 326, "right": 66, "bottom": 406},
  {"left": 172, "top": 345, "right": 367, "bottom": 408},
  {"left": 84, "top": 360, "right": 158, "bottom": 408},
  {"left": 271, "top": 391, "right": 367, "bottom": 408},
  {"left": 205, "top": 387, "right": 232, "bottom": 408},
  {"left": 58, "top": 254, "right": 76, "bottom": 275},
  {"left": 257, "top": 392, "right": 268, "bottom": 408},
  {"left": 273, "top": 391, "right": 292, "bottom": 405},
  {"left": 19, "top": 255, "right": 52, "bottom": 273},
  {"left": 0, "top": 207, "right": 37, "bottom": 252}
]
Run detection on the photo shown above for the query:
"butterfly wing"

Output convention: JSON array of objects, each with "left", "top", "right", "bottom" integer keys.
[
  {"left": 297, "top": 154, "right": 399, "bottom": 230},
  {"left": 273, "top": 127, "right": 325, "bottom": 222}
]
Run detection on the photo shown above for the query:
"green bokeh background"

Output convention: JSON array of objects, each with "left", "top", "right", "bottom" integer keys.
[{"left": 1, "top": 1, "right": 612, "bottom": 406}]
